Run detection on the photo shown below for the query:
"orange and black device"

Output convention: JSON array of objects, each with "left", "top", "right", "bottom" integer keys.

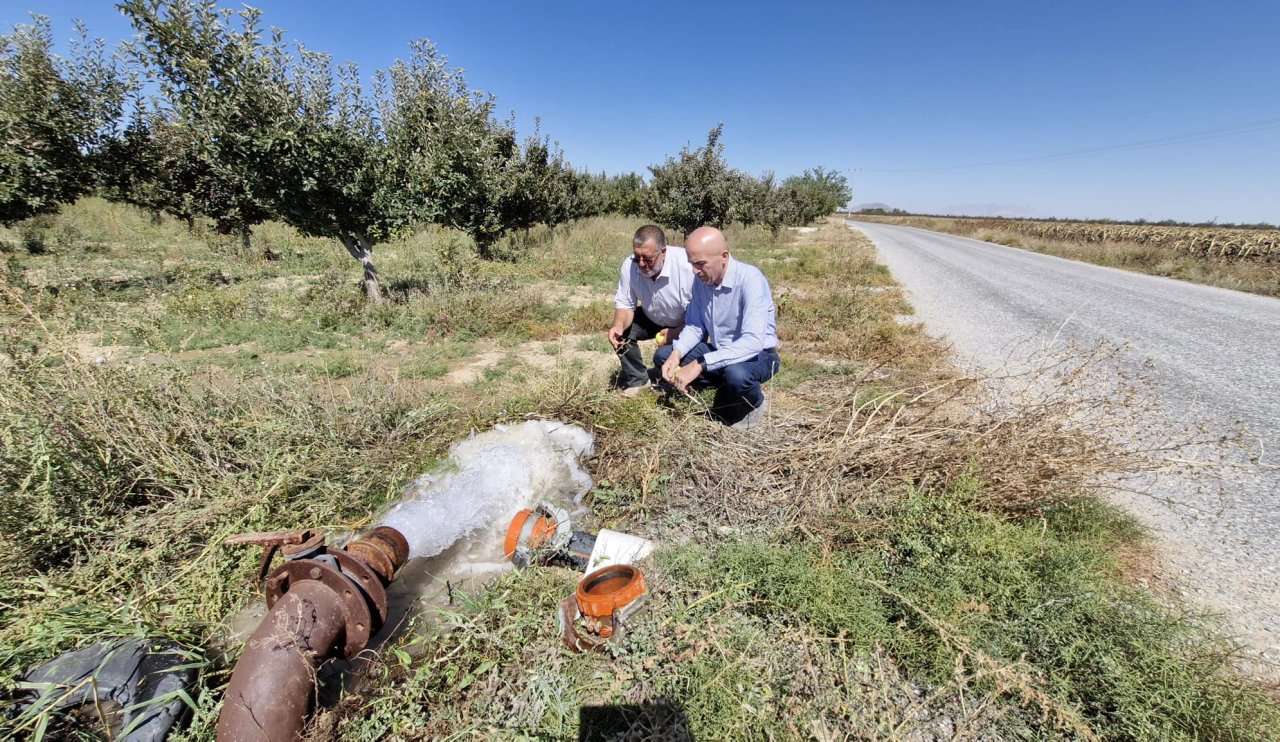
[{"left": 503, "top": 505, "right": 595, "bottom": 570}]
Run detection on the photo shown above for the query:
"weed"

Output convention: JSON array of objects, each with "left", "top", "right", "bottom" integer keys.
[
  {"left": 316, "top": 353, "right": 363, "bottom": 378},
  {"left": 402, "top": 358, "right": 449, "bottom": 380},
  {"left": 479, "top": 354, "right": 520, "bottom": 384},
  {"left": 576, "top": 334, "right": 611, "bottom": 353}
]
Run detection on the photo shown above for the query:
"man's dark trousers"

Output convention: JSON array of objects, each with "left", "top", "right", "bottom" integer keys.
[
  {"left": 653, "top": 341, "right": 780, "bottom": 424},
  {"left": 617, "top": 307, "right": 665, "bottom": 389}
]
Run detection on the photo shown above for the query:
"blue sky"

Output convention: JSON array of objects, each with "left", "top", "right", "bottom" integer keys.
[{"left": 12, "top": 1, "right": 1280, "bottom": 223}]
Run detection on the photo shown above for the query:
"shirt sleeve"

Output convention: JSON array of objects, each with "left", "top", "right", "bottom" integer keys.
[
  {"left": 700, "top": 272, "right": 771, "bottom": 371},
  {"left": 614, "top": 258, "right": 636, "bottom": 310}
]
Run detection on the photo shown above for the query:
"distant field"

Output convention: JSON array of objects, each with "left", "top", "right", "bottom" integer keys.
[{"left": 850, "top": 214, "right": 1280, "bottom": 296}]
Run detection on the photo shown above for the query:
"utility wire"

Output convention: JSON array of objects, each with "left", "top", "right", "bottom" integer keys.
[{"left": 864, "top": 117, "right": 1280, "bottom": 173}]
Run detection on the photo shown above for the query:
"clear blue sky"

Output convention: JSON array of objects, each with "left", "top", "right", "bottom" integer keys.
[{"left": 11, "top": 1, "right": 1280, "bottom": 223}]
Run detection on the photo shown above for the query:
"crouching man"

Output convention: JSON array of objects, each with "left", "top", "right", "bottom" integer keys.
[
  {"left": 609, "top": 225, "right": 695, "bottom": 396},
  {"left": 658, "top": 226, "right": 779, "bottom": 429}
]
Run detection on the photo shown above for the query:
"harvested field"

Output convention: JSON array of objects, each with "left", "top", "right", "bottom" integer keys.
[{"left": 851, "top": 214, "right": 1280, "bottom": 297}]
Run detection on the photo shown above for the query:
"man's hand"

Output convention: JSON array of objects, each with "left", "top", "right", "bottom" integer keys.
[
  {"left": 657, "top": 324, "right": 682, "bottom": 346},
  {"left": 670, "top": 360, "right": 703, "bottom": 392},
  {"left": 660, "top": 350, "right": 683, "bottom": 384},
  {"left": 608, "top": 309, "right": 635, "bottom": 351}
]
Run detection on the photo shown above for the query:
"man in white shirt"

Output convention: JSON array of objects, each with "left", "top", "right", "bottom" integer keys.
[
  {"left": 658, "top": 226, "right": 780, "bottom": 429},
  {"left": 608, "top": 225, "right": 696, "bottom": 395}
]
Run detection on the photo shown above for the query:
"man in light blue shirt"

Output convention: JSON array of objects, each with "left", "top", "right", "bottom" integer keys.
[{"left": 658, "top": 226, "right": 780, "bottom": 428}]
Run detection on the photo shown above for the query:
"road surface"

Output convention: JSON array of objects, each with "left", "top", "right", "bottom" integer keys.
[{"left": 846, "top": 220, "right": 1280, "bottom": 671}]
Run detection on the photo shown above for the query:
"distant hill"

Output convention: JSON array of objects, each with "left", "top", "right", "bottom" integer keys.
[{"left": 852, "top": 202, "right": 895, "bottom": 212}]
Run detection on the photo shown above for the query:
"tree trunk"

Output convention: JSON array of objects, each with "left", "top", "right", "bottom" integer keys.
[
  {"left": 252, "top": 226, "right": 281, "bottom": 261},
  {"left": 339, "top": 234, "right": 383, "bottom": 303}
]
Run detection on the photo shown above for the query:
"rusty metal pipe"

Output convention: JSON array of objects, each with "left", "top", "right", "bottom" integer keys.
[
  {"left": 217, "top": 580, "right": 346, "bottom": 741},
  {"left": 216, "top": 526, "right": 409, "bottom": 742}
]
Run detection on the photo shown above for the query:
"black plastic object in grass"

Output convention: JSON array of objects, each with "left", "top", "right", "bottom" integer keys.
[{"left": 15, "top": 638, "right": 197, "bottom": 742}]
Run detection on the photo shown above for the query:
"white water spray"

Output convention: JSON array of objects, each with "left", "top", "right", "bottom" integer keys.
[{"left": 378, "top": 420, "right": 595, "bottom": 560}]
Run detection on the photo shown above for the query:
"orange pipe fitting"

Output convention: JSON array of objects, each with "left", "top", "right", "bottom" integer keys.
[
  {"left": 575, "top": 565, "right": 646, "bottom": 637},
  {"left": 503, "top": 508, "right": 558, "bottom": 559}
]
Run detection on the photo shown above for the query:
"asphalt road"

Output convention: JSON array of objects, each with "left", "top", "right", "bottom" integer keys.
[{"left": 845, "top": 220, "right": 1280, "bottom": 670}]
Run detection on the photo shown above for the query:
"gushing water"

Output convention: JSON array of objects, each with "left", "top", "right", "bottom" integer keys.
[
  {"left": 223, "top": 421, "right": 596, "bottom": 667},
  {"left": 378, "top": 420, "right": 594, "bottom": 559}
]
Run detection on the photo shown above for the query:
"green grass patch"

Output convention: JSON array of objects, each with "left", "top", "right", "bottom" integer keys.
[
  {"left": 402, "top": 357, "right": 450, "bottom": 380},
  {"left": 336, "top": 485, "right": 1278, "bottom": 739},
  {"left": 314, "top": 352, "right": 363, "bottom": 378},
  {"left": 576, "top": 334, "right": 612, "bottom": 353}
]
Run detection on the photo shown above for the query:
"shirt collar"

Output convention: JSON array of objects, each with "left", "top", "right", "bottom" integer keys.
[
  {"left": 656, "top": 248, "right": 675, "bottom": 279},
  {"left": 716, "top": 257, "right": 739, "bottom": 289}
]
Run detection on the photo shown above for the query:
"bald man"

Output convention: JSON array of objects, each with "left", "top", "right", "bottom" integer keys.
[{"left": 657, "top": 226, "right": 779, "bottom": 429}]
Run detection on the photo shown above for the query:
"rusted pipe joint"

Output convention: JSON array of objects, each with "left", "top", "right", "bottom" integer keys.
[
  {"left": 216, "top": 525, "right": 410, "bottom": 742},
  {"left": 257, "top": 526, "right": 409, "bottom": 654},
  {"left": 217, "top": 580, "right": 348, "bottom": 741},
  {"left": 344, "top": 526, "right": 409, "bottom": 583}
]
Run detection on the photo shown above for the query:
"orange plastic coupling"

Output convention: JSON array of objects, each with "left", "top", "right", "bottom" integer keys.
[
  {"left": 503, "top": 509, "right": 558, "bottom": 560},
  {"left": 575, "top": 564, "right": 646, "bottom": 620}
]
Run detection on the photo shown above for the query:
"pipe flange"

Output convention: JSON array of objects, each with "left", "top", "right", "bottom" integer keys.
[
  {"left": 329, "top": 549, "right": 389, "bottom": 629},
  {"left": 265, "top": 560, "right": 373, "bottom": 658}
]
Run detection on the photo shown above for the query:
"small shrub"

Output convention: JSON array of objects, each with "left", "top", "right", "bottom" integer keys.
[
  {"left": 168, "top": 286, "right": 253, "bottom": 321},
  {"left": 16, "top": 216, "right": 54, "bottom": 254},
  {"left": 316, "top": 353, "right": 363, "bottom": 378},
  {"left": 403, "top": 358, "right": 449, "bottom": 379}
]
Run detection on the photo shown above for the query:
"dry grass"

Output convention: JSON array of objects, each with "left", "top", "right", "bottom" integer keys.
[
  {"left": 316, "top": 222, "right": 1275, "bottom": 738},
  {"left": 589, "top": 224, "right": 1242, "bottom": 539},
  {"left": 3, "top": 206, "right": 1276, "bottom": 740}
]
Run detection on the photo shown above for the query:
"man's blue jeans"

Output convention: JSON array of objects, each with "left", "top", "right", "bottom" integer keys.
[{"left": 653, "top": 342, "right": 780, "bottom": 424}]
